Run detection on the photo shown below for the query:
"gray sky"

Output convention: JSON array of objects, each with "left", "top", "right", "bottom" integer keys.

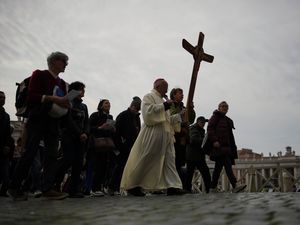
[{"left": 1, "top": 0, "right": 300, "bottom": 156}]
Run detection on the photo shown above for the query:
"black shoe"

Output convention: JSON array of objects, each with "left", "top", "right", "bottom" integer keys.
[
  {"left": 42, "top": 189, "right": 68, "bottom": 200},
  {"left": 167, "top": 188, "right": 186, "bottom": 196},
  {"left": 151, "top": 190, "right": 165, "bottom": 195},
  {"left": 127, "top": 187, "right": 145, "bottom": 196},
  {"left": 68, "top": 192, "right": 84, "bottom": 198}
]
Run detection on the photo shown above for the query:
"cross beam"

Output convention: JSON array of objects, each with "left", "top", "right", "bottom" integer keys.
[{"left": 182, "top": 32, "right": 214, "bottom": 123}]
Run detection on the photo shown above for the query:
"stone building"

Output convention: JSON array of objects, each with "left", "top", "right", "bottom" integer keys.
[{"left": 205, "top": 147, "right": 300, "bottom": 192}]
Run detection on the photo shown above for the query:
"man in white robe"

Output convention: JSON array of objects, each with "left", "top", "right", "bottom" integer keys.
[{"left": 120, "top": 78, "right": 185, "bottom": 196}]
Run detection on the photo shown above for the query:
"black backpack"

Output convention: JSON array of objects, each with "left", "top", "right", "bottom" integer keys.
[{"left": 15, "top": 76, "right": 31, "bottom": 118}]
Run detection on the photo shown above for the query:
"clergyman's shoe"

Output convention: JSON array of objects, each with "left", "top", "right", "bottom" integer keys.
[
  {"left": 127, "top": 187, "right": 145, "bottom": 196},
  {"left": 166, "top": 188, "right": 186, "bottom": 196},
  {"left": 151, "top": 190, "right": 165, "bottom": 195}
]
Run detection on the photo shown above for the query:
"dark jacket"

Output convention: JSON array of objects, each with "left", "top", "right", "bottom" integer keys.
[
  {"left": 207, "top": 110, "right": 238, "bottom": 162},
  {"left": 62, "top": 98, "right": 89, "bottom": 140},
  {"left": 186, "top": 123, "right": 206, "bottom": 161},
  {"left": 0, "top": 107, "right": 11, "bottom": 159},
  {"left": 115, "top": 108, "right": 141, "bottom": 153},
  {"left": 89, "top": 111, "right": 114, "bottom": 138}
]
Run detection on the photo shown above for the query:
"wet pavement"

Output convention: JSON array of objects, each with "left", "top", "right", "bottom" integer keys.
[{"left": 0, "top": 192, "right": 299, "bottom": 225}]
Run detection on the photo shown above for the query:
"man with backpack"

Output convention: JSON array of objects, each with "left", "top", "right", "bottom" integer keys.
[
  {"left": 15, "top": 76, "right": 31, "bottom": 119},
  {"left": 8, "top": 51, "right": 70, "bottom": 201}
]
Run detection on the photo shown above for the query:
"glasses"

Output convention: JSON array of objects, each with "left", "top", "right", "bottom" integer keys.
[{"left": 220, "top": 105, "right": 228, "bottom": 108}]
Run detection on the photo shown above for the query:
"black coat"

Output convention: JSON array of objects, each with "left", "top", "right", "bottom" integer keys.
[
  {"left": 0, "top": 107, "right": 11, "bottom": 159},
  {"left": 207, "top": 110, "right": 238, "bottom": 162},
  {"left": 89, "top": 110, "right": 114, "bottom": 138},
  {"left": 186, "top": 123, "right": 206, "bottom": 161},
  {"left": 61, "top": 98, "right": 89, "bottom": 140},
  {"left": 115, "top": 108, "right": 141, "bottom": 153}
]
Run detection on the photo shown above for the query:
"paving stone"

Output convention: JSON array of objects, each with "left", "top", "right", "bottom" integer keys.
[{"left": 0, "top": 193, "right": 299, "bottom": 225}]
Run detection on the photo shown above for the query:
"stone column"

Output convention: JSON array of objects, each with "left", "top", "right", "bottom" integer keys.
[
  {"left": 262, "top": 168, "right": 265, "bottom": 179},
  {"left": 248, "top": 167, "right": 257, "bottom": 192},
  {"left": 283, "top": 170, "right": 294, "bottom": 192},
  {"left": 237, "top": 169, "right": 241, "bottom": 181},
  {"left": 294, "top": 167, "right": 300, "bottom": 180},
  {"left": 270, "top": 168, "right": 273, "bottom": 177}
]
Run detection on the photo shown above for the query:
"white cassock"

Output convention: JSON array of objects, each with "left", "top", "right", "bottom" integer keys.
[{"left": 120, "top": 89, "right": 182, "bottom": 191}]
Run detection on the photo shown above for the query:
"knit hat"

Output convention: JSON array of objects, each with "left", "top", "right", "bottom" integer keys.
[
  {"left": 197, "top": 116, "right": 209, "bottom": 122},
  {"left": 130, "top": 96, "right": 141, "bottom": 110}
]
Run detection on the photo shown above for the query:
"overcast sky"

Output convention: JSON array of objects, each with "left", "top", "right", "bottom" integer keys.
[{"left": 1, "top": 0, "right": 299, "bottom": 156}]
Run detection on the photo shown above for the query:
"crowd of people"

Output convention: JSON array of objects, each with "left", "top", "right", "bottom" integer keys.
[{"left": 0, "top": 51, "right": 246, "bottom": 201}]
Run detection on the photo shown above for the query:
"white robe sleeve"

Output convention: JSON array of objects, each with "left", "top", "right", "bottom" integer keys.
[
  {"left": 142, "top": 93, "right": 166, "bottom": 126},
  {"left": 170, "top": 113, "right": 182, "bottom": 133}
]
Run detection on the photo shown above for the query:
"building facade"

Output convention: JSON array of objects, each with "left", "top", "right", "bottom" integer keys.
[{"left": 206, "top": 147, "right": 300, "bottom": 192}]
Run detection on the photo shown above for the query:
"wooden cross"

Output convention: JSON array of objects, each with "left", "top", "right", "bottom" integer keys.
[{"left": 182, "top": 32, "right": 214, "bottom": 123}]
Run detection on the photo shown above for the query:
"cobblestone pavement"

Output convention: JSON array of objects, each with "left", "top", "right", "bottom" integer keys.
[{"left": 0, "top": 192, "right": 299, "bottom": 225}]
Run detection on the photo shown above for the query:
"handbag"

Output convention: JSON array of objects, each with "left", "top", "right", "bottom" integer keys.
[{"left": 93, "top": 137, "right": 116, "bottom": 152}]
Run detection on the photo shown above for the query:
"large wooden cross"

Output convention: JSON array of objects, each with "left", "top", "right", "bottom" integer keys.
[{"left": 182, "top": 32, "right": 214, "bottom": 123}]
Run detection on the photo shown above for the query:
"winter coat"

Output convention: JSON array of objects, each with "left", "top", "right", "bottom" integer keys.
[
  {"left": 89, "top": 110, "right": 114, "bottom": 138},
  {"left": 186, "top": 123, "right": 206, "bottom": 161},
  {"left": 115, "top": 108, "right": 141, "bottom": 153},
  {"left": 207, "top": 110, "right": 238, "bottom": 163},
  {"left": 61, "top": 98, "right": 89, "bottom": 140}
]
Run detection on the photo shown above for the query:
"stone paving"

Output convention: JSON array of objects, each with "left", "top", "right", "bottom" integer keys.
[{"left": 0, "top": 192, "right": 299, "bottom": 225}]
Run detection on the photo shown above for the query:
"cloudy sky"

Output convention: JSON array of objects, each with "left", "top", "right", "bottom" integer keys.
[{"left": 1, "top": 0, "right": 299, "bottom": 156}]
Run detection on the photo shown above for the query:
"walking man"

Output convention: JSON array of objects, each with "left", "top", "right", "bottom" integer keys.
[
  {"left": 120, "top": 78, "right": 185, "bottom": 196},
  {"left": 8, "top": 52, "right": 70, "bottom": 200},
  {"left": 207, "top": 101, "right": 246, "bottom": 193}
]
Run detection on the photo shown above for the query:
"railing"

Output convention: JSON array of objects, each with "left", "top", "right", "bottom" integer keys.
[{"left": 191, "top": 166, "right": 300, "bottom": 193}]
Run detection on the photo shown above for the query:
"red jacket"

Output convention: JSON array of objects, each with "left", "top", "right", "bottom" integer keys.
[{"left": 27, "top": 70, "right": 67, "bottom": 116}]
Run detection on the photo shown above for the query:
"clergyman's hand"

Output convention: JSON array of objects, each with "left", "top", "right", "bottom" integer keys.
[{"left": 163, "top": 100, "right": 173, "bottom": 110}]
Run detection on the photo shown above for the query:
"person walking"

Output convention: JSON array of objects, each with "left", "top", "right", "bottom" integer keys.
[
  {"left": 8, "top": 52, "right": 70, "bottom": 200},
  {"left": 107, "top": 96, "right": 141, "bottom": 195},
  {"left": 207, "top": 101, "right": 246, "bottom": 193},
  {"left": 120, "top": 78, "right": 185, "bottom": 196},
  {"left": 185, "top": 116, "right": 211, "bottom": 193},
  {"left": 55, "top": 81, "right": 89, "bottom": 198},
  {"left": 0, "top": 91, "right": 12, "bottom": 196}
]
